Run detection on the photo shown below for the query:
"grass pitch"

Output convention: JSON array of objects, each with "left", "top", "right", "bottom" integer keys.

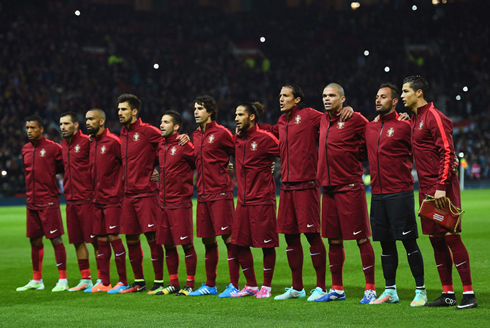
[{"left": 1, "top": 190, "right": 489, "bottom": 327}]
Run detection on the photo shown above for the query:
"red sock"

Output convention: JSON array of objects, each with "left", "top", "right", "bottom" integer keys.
[
  {"left": 285, "top": 234, "right": 303, "bottom": 291},
  {"left": 445, "top": 234, "right": 473, "bottom": 290},
  {"left": 111, "top": 238, "right": 128, "bottom": 285},
  {"left": 127, "top": 241, "right": 144, "bottom": 280},
  {"left": 262, "top": 248, "right": 276, "bottom": 288},
  {"left": 78, "top": 259, "right": 91, "bottom": 279},
  {"left": 204, "top": 243, "right": 218, "bottom": 287},
  {"left": 358, "top": 239, "right": 375, "bottom": 290},
  {"left": 329, "top": 242, "right": 345, "bottom": 290},
  {"left": 149, "top": 241, "right": 164, "bottom": 282},
  {"left": 307, "top": 233, "right": 327, "bottom": 291},
  {"left": 165, "top": 247, "right": 180, "bottom": 286},
  {"left": 53, "top": 243, "right": 67, "bottom": 279},
  {"left": 226, "top": 242, "right": 240, "bottom": 289},
  {"left": 31, "top": 244, "right": 44, "bottom": 281},
  {"left": 429, "top": 236, "right": 454, "bottom": 293},
  {"left": 237, "top": 246, "right": 257, "bottom": 287},
  {"left": 184, "top": 246, "right": 197, "bottom": 289},
  {"left": 97, "top": 240, "right": 111, "bottom": 286}
]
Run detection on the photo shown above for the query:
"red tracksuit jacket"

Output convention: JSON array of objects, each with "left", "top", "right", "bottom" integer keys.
[
  {"left": 61, "top": 130, "right": 93, "bottom": 202},
  {"left": 120, "top": 118, "right": 161, "bottom": 196},
  {"left": 193, "top": 121, "right": 235, "bottom": 197},
  {"left": 411, "top": 102, "right": 457, "bottom": 191},
  {"left": 22, "top": 136, "right": 63, "bottom": 205},
  {"left": 317, "top": 112, "right": 368, "bottom": 187},
  {"left": 262, "top": 106, "right": 322, "bottom": 188},
  {"left": 90, "top": 128, "right": 123, "bottom": 205},
  {"left": 235, "top": 125, "right": 280, "bottom": 205},
  {"left": 158, "top": 133, "right": 196, "bottom": 206},
  {"left": 365, "top": 111, "right": 414, "bottom": 195}
]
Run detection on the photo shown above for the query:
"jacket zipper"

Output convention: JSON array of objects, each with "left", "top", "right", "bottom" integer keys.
[
  {"left": 163, "top": 140, "right": 168, "bottom": 205},
  {"left": 243, "top": 135, "right": 247, "bottom": 204},
  {"left": 68, "top": 142, "right": 73, "bottom": 199},
  {"left": 200, "top": 131, "right": 205, "bottom": 195},
  {"left": 377, "top": 120, "right": 384, "bottom": 194},
  {"left": 94, "top": 138, "right": 98, "bottom": 202},
  {"left": 32, "top": 147, "right": 36, "bottom": 203},
  {"left": 286, "top": 118, "right": 289, "bottom": 182},
  {"left": 325, "top": 118, "right": 332, "bottom": 187}
]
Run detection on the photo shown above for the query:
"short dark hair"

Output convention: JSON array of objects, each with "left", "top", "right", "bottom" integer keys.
[
  {"left": 379, "top": 82, "right": 399, "bottom": 99},
  {"left": 117, "top": 94, "right": 142, "bottom": 115},
  {"left": 163, "top": 110, "right": 183, "bottom": 131},
  {"left": 60, "top": 111, "right": 78, "bottom": 123},
  {"left": 282, "top": 84, "right": 306, "bottom": 109},
  {"left": 403, "top": 75, "right": 429, "bottom": 100},
  {"left": 194, "top": 95, "right": 218, "bottom": 121},
  {"left": 238, "top": 102, "right": 265, "bottom": 123},
  {"left": 26, "top": 115, "right": 43, "bottom": 128}
]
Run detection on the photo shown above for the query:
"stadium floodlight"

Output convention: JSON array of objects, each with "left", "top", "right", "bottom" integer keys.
[
  {"left": 260, "top": 37, "right": 266, "bottom": 43},
  {"left": 463, "top": 86, "right": 468, "bottom": 92},
  {"left": 153, "top": 63, "right": 159, "bottom": 69},
  {"left": 384, "top": 66, "right": 390, "bottom": 72},
  {"left": 456, "top": 95, "right": 461, "bottom": 101},
  {"left": 75, "top": 10, "right": 81, "bottom": 16},
  {"left": 1, "top": 170, "right": 6, "bottom": 176},
  {"left": 364, "top": 50, "right": 369, "bottom": 56},
  {"left": 412, "top": 5, "right": 417, "bottom": 11},
  {"left": 351, "top": 2, "right": 360, "bottom": 10},
  {"left": 432, "top": 0, "right": 440, "bottom": 4}
]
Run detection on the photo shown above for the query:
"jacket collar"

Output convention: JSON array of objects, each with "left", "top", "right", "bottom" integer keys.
[{"left": 164, "top": 132, "right": 179, "bottom": 144}]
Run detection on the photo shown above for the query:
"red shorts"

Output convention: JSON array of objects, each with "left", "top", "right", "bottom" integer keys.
[
  {"left": 93, "top": 204, "right": 122, "bottom": 236},
  {"left": 66, "top": 202, "right": 96, "bottom": 244},
  {"left": 321, "top": 183, "right": 371, "bottom": 240},
  {"left": 232, "top": 202, "right": 279, "bottom": 248},
  {"left": 196, "top": 195, "right": 234, "bottom": 238},
  {"left": 121, "top": 195, "right": 158, "bottom": 235},
  {"left": 157, "top": 203, "right": 194, "bottom": 246},
  {"left": 277, "top": 187, "right": 320, "bottom": 234},
  {"left": 26, "top": 203, "right": 64, "bottom": 239},
  {"left": 418, "top": 178, "right": 462, "bottom": 235}
]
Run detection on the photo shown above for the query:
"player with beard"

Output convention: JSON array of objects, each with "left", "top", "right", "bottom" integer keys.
[
  {"left": 84, "top": 109, "right": 129, "bottom": 293},
  {"left": 59, "top": 112, "right": 100, "bottom": 291},
  {"left": 364, "top": 84, "right": 426, "bottom": 306}
]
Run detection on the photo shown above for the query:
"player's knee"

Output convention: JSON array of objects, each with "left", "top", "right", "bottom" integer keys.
[
  {"left": 328, "top": 238, "right": 342, "bottom": 245},
  {"left": 164, "top": 245, "right": 176, "bottom": 251},
  {"left": 50, "top": 236, "right": 63, "bottom": 246},
  {"left": 29, "top": 237, "right": 43, "bottom": 246},
  {"left": 144, "top": 231, "right": 156, "bottom": 242},
  {"left": 125, "top": 234, "right": 140, "bottom": 243},
  {"left": 182, "top": 244, "right": 193, "bottom": 250},
  {"left": 356, "top": 237, "right": 369, "bottom": 245}
]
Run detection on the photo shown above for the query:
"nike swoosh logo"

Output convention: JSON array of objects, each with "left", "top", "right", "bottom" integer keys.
[
  {"left": 286, "top": 249, "right": 294, "bottom": 252},
  {"left": 310, "top": 252, "right": 321, "bottom": 256},
  {"left": 109, "top": 226, "right": 116, "bottom": 229},
  {"left": 97, "top": 254, "right": 104, "bottom": 257},
  {"left": 264, "top": 239, "right": 272, "bottom": 243},
  {"left": 180, "top": 236, "right": 189, "bottom": 240},
  {"left": 227, "top": 257, "right": 236, "bottom": 261},
  {"left": 307, "top": 224, "right": 314, "bottom": 228},
  {"left": 353, "top": 230, "right": 362, "bottom": 235},
  {"left": 242, "top": 267, "right": 250, "bottom": 271},
  {"left": 151, "top": 258, "right": 158, "bottom": 261},
  {"left": 381, "top": 254, "right": 391, "bottom": 257},
  {"left": 402, "top": 230, "right": 412, "bottom": 235},
  {"left": 408, "top": 250, "right": 419, "bottom": 256},
  {"left": 90, "top": 235, "right": 96, "bottom": 238},
  {"left": 263, "top": 268, "right": 272, "bottom": 271},
  {"left": 148, "top": 224, "right": 154, "bottom": 227},
  {"left": 50, "top": 229, "right": 58, "bottom": 234},
  {"left": 457, "top": 303, "right": 474, "bottom": 309},
  {"left": 115, "top": 252, "right": 125, "bottom": 257},
  {"left": 221, "top": 226, "right": 229, "bottom": 230},
  {"left": 436, "top": 264, "right": 443, "bottom": 267},
  {"left": 56, "top": 263, "right": 63, "bottom": 267},
  {"left": 185, "top": 255, "right": 193, "bottom": 258},
  {"left": 363, "top": 265, "right": 373, "bottom": 270},
  {"left": 456, "top": 261, "right": 467, "bottom": 267}
]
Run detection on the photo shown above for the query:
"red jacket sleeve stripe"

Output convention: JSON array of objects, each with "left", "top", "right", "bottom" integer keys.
[{"left": 429, "top": 107, "right": 451, "bottom": 185}]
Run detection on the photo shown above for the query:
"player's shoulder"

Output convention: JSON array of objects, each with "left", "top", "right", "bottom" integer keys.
[
  {"left": 214, "top": 123, "right": 233, "bottom": 138},
  {"left": 140, "top": 122, "right": 161, "bottom": 135},
  {"left": 107, "top": 132, "right": 122, "bottom": 144},
  {"left": 44, "top": 138, "right": 63, "bottom": 149},
  {"left": 256, "top": 127, "right": 279, "bottom": 143},
  {"left": 184, "top": 141, "right": 195, "bottom": 150},
  {"left": 21, "top": 142, "right": 32, "bottom": 153},
  {"left": 353, "top": 112, "right": 369, "bottom": 124}
]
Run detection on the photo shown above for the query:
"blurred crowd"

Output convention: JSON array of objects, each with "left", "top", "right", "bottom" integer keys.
[{"left": 0, "top": 0, "right": 489, "bottom": 197}]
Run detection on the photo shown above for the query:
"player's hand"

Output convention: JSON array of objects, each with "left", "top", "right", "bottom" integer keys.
[
  {"left": 271, "top": 162, "right": 275, "bottom": 174},
  {"left": 177, "top": 134, "right": 190, "bottom": 146},
  {"left": 235, "top": 128, "right": 243, "bottom": 138},
  {"left": 373, "top": 115, "right": 380, "bottom": 123},
  {"left": 338, "top": 106, "right": 354, "bottom": 122},
  {"left": 150, "top": 168, "right": 159, "bottom": 181},
  {"left": 434, "top": 190, "right": 448, "bottom": 210},
  {"left": 398, "top": 112, "right": 410, "bottom": 121},
  {"left": 227, "top": 162, "right": 234, "bottom": 173}
]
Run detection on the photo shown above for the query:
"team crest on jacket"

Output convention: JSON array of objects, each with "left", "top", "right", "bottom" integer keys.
[
  {"left": 74, "top": 144, "right": 80, "bottom": 153},
  {"left": 250, "top": 141, "right": 258, "bottom": 151},
  {"left": 100, "top": 146, "right": 106, "bottom": 154},
  {"left": 418, "top": 120, "right": 424, "bottom": 130},
  {"left": 170, "top": 146, "right": 177, "bottom": 155},
  {"left": 133, "top": 133, "right": 140, "bottom": 141},
  {"left": 40, "top": 149, "right": 46, "bottom": 157},
  {"left": 337, "top": 122, "right": 345, "bottom": 129},
  {"left": 208, "top": 135, "right": 215, "bottom": 143},
  {"left": 294, "top": 115, "right": 301, "bottom": 124},
  {"left": 387, "top": 128, "right": 395, "bottom": 137}
]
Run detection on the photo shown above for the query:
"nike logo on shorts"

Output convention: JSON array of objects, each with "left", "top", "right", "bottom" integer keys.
[
  {"left": 148, "top": 224, "right": 154, "bottom": 227},
  {"left": 90, "top": 235, "right": 96, "bottom": 238},
  {"left": 363, "top": 265, "right": 373, "bottom": 271},
  {"left": 109, "top": 225, "right": 116, "bottom": 229},
  {"left": 353, "top": 230, "right": 362, "bottom": 235},
  {"left": 264, "top": 239, "right": 272, "bottom": 243},
  {"left": 307, "top": 224, "right": 314, "bottom": 228},
  {"left": 180, "top": 236, "right": 189, "bottom": 240},
  {"left": 456, "top": 261, "right": 467, "bottom": 267},
  {"left": 221, "top": 226, "right": 228, "bottom": 230},
  {"left": 402, "top": 230, "right": 412, "bottom": 235},
  {"left": 50, "top": 229, "right": 58, "bottom": 234},
  {"left": 115, "top": 252, "right": 125, "bottom": 257}
]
